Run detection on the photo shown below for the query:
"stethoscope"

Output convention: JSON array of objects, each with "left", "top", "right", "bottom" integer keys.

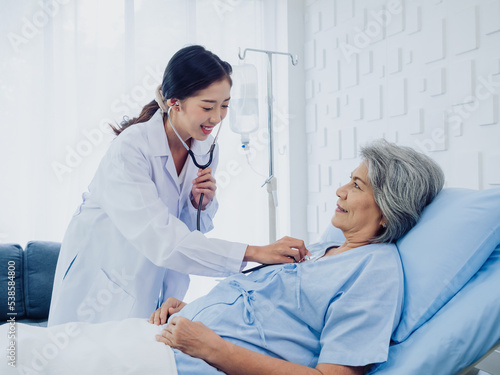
[
  {"left": 166, "top": 105, "right": 221, "bottom": 170},
  {"left": 166, "top": 106, "right": 222, "bottom": 231},
  {"left": 241, "top": 246, "right": 339, "bottom": 274},
  {"left": 156, "top": 86, "right": 222, "bottom": 231}
]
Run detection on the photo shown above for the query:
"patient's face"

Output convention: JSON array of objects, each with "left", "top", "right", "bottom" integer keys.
[{"left": 332, "top": 162, "right": 384, "bottom": 241}]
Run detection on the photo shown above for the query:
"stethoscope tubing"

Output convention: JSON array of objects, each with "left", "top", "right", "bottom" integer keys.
[
  {"left": 197, "top": 193, "right": 204, "bottom": 232},
  {"left": 241, "top": 263, "right": 269, "bottom": 274},
  {"left": 187, "top": 147, "right": 214, "bottom": 170},
  {"left": 166, "top": 106, "right": 219, "bottom": 231},
  {"left": 241, "top": 246, "right": 338, "bottom": 274}
]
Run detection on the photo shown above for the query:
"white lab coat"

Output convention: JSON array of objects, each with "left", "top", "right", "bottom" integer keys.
[{"left": 48, "top": 110, "right": 247, "bottom": 326}]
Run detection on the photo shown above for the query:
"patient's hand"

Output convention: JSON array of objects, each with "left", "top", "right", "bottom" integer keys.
[
  {"left": 149, "top": 297, "right": 186, "bottom": 325},
  {"left": 156, "top": 316, "right": 222, "bottom": 361}
]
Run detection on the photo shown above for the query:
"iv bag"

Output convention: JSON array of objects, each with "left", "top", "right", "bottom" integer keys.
[{"left": 229, "top": 64, "right": 259, "bottom": 135}]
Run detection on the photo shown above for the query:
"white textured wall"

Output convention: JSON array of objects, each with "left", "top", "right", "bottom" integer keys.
[{"left": 303, "top": 0, "right": 500, "bottom": 242}]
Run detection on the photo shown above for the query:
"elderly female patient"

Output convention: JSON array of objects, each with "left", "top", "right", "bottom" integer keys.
[{"left": 1, "top": 140, "right": 444, "bottom": 375}]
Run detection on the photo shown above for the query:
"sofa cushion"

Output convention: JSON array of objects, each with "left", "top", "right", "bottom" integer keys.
[
  {"left": 0, "top": 243, "right": 25, "bottom": 319},
  {"left": 23, "top": 241, "right": 60, "bottom": 319}
]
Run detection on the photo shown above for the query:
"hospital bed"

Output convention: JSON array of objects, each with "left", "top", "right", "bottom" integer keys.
[
  {"left": 1, "top": 188, "right": 499, "bottom": 374},
  {"left": 320, "top": 187, "right": 500, "bottom": 375}
]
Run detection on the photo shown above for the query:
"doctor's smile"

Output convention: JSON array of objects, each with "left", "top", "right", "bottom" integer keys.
[{"left": 201, "top": 125, "right": 215, "bottom": 135}]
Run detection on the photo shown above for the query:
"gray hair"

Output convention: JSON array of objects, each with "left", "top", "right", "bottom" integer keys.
[{"left": 360, "top": 139, "right": 445, "bottom": 243}]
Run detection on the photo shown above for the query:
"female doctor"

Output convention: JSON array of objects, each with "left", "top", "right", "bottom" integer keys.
[{"left": 48, "top": 45, "right": 309, "bottom": 326}]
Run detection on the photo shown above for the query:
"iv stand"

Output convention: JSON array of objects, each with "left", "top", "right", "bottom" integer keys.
[{"left": 238, "top": 47, "right": 299, "bottom": 243}]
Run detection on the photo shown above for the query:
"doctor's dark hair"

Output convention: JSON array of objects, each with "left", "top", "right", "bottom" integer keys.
[
  {"left": 111, "top": 45, "right": 232, "bottom": 135},
  {"left": 360, "top": 139, "right": 445, "bottom": 243}
]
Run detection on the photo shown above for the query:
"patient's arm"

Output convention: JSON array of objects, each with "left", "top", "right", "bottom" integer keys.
[
  {"left": 157, "top": 316, "right": 364, "bottom": 375},
  {"left": 149, "top": 297, "right": 186, "bottom": 325}
]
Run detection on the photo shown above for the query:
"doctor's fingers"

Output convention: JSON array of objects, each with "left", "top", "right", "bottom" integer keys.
[
  {"left": 193, "top": 180, "right": 217, "bottom": 192},
  {"left": 148, "top": 306, "right": 161, "bottom": 325},
  {"left": 263, "top": 243, "right": 300, "bottom": 263},
  {"left": 277, "top": 237, "right": 311, "bottom": 261},
  {"left": 197, "top": 167, "right": 213, "bottom": 176},
  {"left": 192, "top": 172, "right": 216, "bottom": 186},
  {"left": 159, "top": 303, "right": 172, "bottom": 325},
  {"left": 193, "top": 188, "right": 216, "bottom": 205},
  {"left": 149, "top": 304, "right": 168, "bottom": 325},
  {"left": 195, "top": 167, "right": 214, "bottom": 180},
  {"left": 152, "top": 298, "right": 187, "bottom": 325}
]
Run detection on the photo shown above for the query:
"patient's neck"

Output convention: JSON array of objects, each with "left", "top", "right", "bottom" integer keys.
[{"left": 325, "top": 238, "right": 372, "bottom": 257}]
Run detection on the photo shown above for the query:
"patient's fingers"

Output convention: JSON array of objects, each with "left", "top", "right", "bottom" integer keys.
[
  {"left": 156, "top": 330, "right": 172, "bottom": 347},
  {"left": 156, "top": 316, "right": 180, "bottom": 347},
  {"left": 156, "top": 316, "right": 221, "bottom": 360}
]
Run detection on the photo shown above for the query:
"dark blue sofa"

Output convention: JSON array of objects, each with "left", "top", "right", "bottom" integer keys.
[{"left": 0, "top": 241, "right": 60, "bottom": 326}]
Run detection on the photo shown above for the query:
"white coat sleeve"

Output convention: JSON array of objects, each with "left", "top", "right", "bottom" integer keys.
[
  {"left": 179, "top": 143, "right": 219, "bottom": 233},
  {"left": 92, "top": 136, "right": 247, "bottom": 277}
]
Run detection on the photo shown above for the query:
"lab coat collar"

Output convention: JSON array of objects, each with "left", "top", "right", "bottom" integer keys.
[
  {"left": 145, "top": 110, "right": 180, "bottom": 194},
  {"left": 147, "top": 110, "right": 170, "bottom": 157}
]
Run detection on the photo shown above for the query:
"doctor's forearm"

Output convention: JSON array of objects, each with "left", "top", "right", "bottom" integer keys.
[
  {"left": 242, "top": 244, "right": 279, "bottom": 264},
  {"left": 243, "top": 245, "right": 260, "bottom": 262}
]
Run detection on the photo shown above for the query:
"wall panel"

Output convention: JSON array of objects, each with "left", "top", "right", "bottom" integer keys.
[{"left": 304, "top": 0, "right": 500, "bottom": 241}]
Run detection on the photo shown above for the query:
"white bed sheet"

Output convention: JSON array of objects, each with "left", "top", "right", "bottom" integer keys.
[{"left": 1, "top": 318, "right": 178, "bottom": 375}]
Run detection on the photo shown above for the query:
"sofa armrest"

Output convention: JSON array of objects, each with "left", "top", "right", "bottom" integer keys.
[
  {"left": 0, "top": 243, "right": 26, "bottom": 320},
  {"left": 24, "top": 241, "right": 60, "bottom": 320}
]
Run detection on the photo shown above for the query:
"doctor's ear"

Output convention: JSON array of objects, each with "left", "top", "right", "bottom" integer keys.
[{"left": 167, "top": 99, "right": 181, "bottom": 110}]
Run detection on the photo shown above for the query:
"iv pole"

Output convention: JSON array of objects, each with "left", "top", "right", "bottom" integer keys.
[{"left": 238, "top": 47, "right": 299, "bottom": 243}]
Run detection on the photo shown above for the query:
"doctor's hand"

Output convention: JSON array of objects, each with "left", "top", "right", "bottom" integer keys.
[
  {"left": 149, "top": 297, "right": 187, "bottom": 326},
  {"left": 156, "top": 316, "right": 222, "bottom": 360},
  {"left": 191, "top": 167, "right": 216, "bottom": 210},
  {"left": 244, "top": 236, "right": 311, "bottom": 265}
]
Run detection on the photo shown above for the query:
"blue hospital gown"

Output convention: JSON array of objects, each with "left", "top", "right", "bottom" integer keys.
[{"left": 174, "top": 241, "right": 403, "bottom": 374}]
